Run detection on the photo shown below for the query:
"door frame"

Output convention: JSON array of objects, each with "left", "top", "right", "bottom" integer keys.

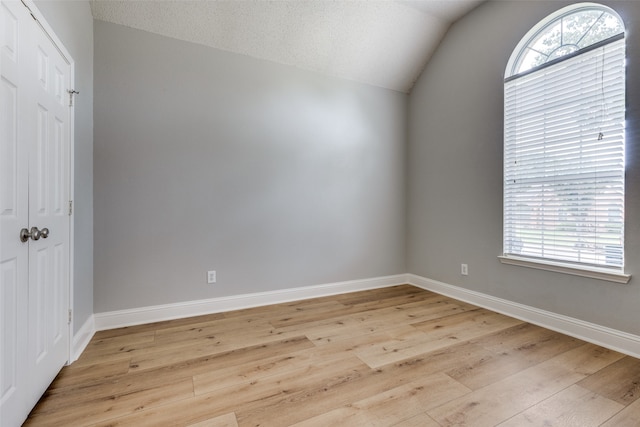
[{"left": 22, "top": 0, "right": 75, "bottom": 364}]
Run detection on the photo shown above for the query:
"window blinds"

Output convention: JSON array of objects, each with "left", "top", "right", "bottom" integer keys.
[{"left": 503, "top": 38, "right": 625, "bottom": 269}]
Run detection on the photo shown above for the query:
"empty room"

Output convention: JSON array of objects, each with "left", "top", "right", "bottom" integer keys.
[{"left": 2, "top": 0, "right": 640, "bottom": 425}]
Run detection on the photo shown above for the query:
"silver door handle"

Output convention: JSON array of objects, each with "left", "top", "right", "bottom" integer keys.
[{"left": 19, "top": 226, "right": 48, "bottom": 242}]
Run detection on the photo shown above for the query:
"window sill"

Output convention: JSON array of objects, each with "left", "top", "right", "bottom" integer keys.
[{"left": 498, "top": 255, "right": 631, "bottom": 284}]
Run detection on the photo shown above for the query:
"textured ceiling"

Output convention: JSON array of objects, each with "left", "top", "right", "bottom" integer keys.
[{"left": 90, "top": 0, "right": 484, "bottom": 93}]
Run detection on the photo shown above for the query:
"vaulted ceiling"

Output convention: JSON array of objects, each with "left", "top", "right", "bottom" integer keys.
[{"left": 90, "top": 0, "right": 484, "bottom": 93}]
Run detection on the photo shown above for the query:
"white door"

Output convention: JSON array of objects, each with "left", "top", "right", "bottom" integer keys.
[
  {"left": 1, "top": 1, "right": 71, "bottom": 425},
  {"left": 0, "top": 1, "right": 30, "bottom": 423}
]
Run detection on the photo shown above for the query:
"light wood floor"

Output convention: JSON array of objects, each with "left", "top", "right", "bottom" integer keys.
[{"left": 24, "top": 285, "right": 640, "bottom": 426}]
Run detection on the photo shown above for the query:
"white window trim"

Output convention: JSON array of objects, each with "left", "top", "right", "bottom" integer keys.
[{"left": 498, "top": 255, "right": 630, "bottom": 284}]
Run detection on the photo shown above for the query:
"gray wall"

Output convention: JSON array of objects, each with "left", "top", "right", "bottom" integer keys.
[
  {"left": 35, "top": 1, "right": 94, "bottom": 334},
  {"left": 93, "top": 21, "right": 406, "bottom": 312},
  {"left": 407, "top": 0, "right": 640, "bottom": 335}
]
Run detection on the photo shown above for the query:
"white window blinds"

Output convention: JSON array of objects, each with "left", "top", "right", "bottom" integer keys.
[{"left": 503, "top": 37, "right": 625, "bottom": 270}]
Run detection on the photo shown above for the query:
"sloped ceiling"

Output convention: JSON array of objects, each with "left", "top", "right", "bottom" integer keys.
[{"left": 91, "top": 0, "right": 484, "bottom": 93}]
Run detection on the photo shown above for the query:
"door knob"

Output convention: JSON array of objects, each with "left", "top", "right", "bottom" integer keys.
[
  {"left": 19, "top": 226, "right": 47, "bottom": 242},
  {"left": 20, "top": 227, "right": 40, "bottom": 242}
]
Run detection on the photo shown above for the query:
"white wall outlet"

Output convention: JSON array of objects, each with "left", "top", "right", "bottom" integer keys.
[
  {"left": 461, "top": 264, "right": 468, "bottom": 276},
  {"left": 207, "top": 270, "right": 216, "bottom": 284}
]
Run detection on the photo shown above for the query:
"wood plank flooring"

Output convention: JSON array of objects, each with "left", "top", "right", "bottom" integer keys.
[{"left": 24, "top": 285, "right": 640, "bottom": 426}]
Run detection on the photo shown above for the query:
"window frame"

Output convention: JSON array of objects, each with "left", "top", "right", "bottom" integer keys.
[{"left": 500, "top": 3, "right": 630, "bottom": 284}]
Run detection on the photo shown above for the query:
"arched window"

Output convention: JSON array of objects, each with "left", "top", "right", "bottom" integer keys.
[{"left": 501, "top": 3, "right": 628, "bottom": 282}]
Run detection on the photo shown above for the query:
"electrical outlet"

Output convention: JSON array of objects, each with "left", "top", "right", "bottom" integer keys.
[
  {"left": 207, "top": 270, "right": 216, "bottom": 284},
  {"left": 461, "top": 264, "right": 468, "bottom": 276}
]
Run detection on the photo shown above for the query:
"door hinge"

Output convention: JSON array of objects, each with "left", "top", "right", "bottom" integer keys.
[
  {"left": 68, "top": 200, "right": 73, "bottom": 216},
  {"left": 20, "top": 0, "right": 37, "bottom": 21},
  {"left": 68, "top": 90, "right": 79, "bottom": 107},
  {"left": 68, "top": 309, "right": 72, "bottom": 325}
]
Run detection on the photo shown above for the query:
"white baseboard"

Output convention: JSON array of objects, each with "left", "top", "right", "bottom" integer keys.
[
  {"left": 91, "top": 272, "right": 640, "bottom": 359},
  {"left": 407, "top": 274, "right": 640, "bottom": 359},
  {"left": 71, "top": 314, "right": 95, "bottom": 362},
  {"left": 94, "top": 274, "right": 409, "bottom": 331}
]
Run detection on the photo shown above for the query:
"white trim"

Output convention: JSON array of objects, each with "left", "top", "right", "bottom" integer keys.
[
  {"left": 407, "top": 274, "right": 640, "bottom": 359},
  {"left": 94, "top": 274, "right": 408, "bottom": 331},
  {"left": 498, "top": 255, "right": 631, "bottom": 284},
  {"left": 70, "top": 315, "right": 95, "bottom": 363},
  {"left": 67, "top": 41, "right": 76, "bottom": 367},
  {"left": 91, "top": 272, "right": 640, "bottom": 360}
]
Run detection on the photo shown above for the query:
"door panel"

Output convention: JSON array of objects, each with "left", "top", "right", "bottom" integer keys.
[
  {"left": 27, "top": 4, "right": 70, "bottom": 406},
  {"left": 1, "top": 1, "right": 31, "bottom": 425},
  {"left": 0, "top": 1, "right": 71, "bottom": 425}
]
